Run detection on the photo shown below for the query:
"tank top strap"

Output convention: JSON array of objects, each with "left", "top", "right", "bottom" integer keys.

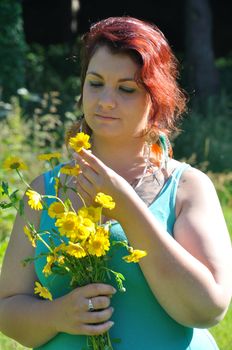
[
  {"left": 168, "top": 162, "right": 191, "bottom": 205},
  {"left": 151, "top": 162, "right": 191, "bottom": 206},
  {"left": 149, "top": 162, "right": 191, "bottom": 235}
]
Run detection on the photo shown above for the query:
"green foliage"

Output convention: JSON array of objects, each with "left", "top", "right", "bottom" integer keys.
[
  {"left": 0, "top": 0, "right": 27, "bottom": 100},
  {"left": 207, "top": 173, "right": 232, "bottom": 207},
  {"left": 173, "top": 92, "right": 232, "bottom": 172},
  {"left": 25, "top": 42, "right": 82, "bottom": 117},
  {"left": 0, "top": 97, "right": 65, "bottom": 242},
  {"left": 216, "top": 54, "right": 232, "bottom": 94}
]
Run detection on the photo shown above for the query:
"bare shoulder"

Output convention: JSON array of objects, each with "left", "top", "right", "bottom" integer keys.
[
  {"left": 178, "top": 165, "right": 215, "bottom": 189},
  {"left": 175, "top": 163, "right": 218, "bottom": 214},
  {"left": 0, "top": 173, "right": 45, "bottom": 297}
]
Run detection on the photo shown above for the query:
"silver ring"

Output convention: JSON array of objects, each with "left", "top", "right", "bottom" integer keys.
[{"left": 88, "top": 298, "right": 94, "bottom": 312}]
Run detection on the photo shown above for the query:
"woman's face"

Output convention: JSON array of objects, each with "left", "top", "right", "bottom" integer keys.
[{"left": 82, "top": 45, "right": 151, "bottom": 140}]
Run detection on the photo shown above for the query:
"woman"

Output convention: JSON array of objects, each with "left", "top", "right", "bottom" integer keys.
[{"left": 0, "top": 16, "right": 231, "bottom": 350}]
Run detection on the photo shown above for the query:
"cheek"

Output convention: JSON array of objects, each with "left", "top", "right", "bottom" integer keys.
[
  {"left": 134, "top": 96, "right": 151, "bottom": 117},
  {"left": 82, "top": 89, "right": 95, "bottom": 114}
]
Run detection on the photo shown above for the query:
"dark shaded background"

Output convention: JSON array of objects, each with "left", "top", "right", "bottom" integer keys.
[{"left": 22, "top": 0, "right": 232, "bottom": 57}]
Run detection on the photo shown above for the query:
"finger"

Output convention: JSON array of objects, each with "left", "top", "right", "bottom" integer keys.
[
  {"left": 81, "top": 320, "right": 114, "bottom": 336},
  {"left": 80, "top": 283, "right": 116, "bottom": 298},
  {"left": 84, "top": 296, "right": 111, "bottom": 312},
  {"left": 76, "top": 173, "right": 94, "bottom": 194},
  {"left": 75, "top": 181, "right": 93, "bottom": 206},
  {"left": 90, "top": 296, "right": 111, "bottom": 310},
  {"left": 77, "top": 149, "right": 106, "bottom": 173},
  {"left": 74, "top": 153, "right": 91, "bottom": 168},
  {"left": 80, "top": 162, "right": 99, "bottom": 184},
  {"left": 84, "top": 307, "right": 114, "bottom": 324}
]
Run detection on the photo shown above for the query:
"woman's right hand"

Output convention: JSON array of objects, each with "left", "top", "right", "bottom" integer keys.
[{"left": 53, "top": 283, "right": 116, "bottom": 336}]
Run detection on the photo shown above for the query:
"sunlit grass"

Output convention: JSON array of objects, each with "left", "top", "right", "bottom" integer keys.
[
  {"left": 210, "top": 303, "right": 232, "bottom": 350},
  {"left": 0, "top": 333, "right": 29, "bottom": 350}
]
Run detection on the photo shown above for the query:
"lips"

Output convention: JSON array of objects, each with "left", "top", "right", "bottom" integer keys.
[{"left": 95, "top": 114, "right": 118, "bottom": 120}]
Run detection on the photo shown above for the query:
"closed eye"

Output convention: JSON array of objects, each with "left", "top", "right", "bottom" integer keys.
[
  {"left": 89, "top": 81, "right": 103, "bottom": 87},
  {"left": 119, "top": 86, "right": 136, "bottom": 93}
]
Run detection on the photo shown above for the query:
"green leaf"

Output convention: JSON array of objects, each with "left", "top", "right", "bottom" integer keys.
[
  {"left": 111, "top": 240, "right": 128, "bottom": 248},
  {"left": 9, "top": 189, "right": 19, "bottom": 203},
  {"left": 1, "top": 181, "right": 9, "bottom": 195},
  {"left": 0, "top": 201, "right": 13, "bottom": 209},
  {"left": 115, "top": 272, "right": 125, "bottom": 281}
]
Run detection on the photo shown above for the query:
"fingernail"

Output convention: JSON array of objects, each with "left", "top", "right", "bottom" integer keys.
[{"left": 109, "top": 321, "right": 114, "bottom": 327}]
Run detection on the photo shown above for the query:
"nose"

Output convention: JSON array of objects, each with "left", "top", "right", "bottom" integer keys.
[{"left": 98, "top": 88, "right": 116, "bottom": 110}]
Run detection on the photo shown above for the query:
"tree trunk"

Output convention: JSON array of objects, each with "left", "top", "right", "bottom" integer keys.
[{"left": 184, "top": 0, "right": 220, "bottom": 103}]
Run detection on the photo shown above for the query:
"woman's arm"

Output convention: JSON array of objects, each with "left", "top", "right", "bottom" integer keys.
[
  {"left": 74, "top": 150, "right": 232, "bottom": 328},
  {"left": 0, "top": 175, "right": 60, "bottom": 347},
  {"left": 0, "top": 177, "right": 59, "bottom": 347},
  {"left": 118, "top": 167, "right": 232, "bottom": 327},
  {"left": 0, "top": 175, "right": 115, "bottom": 348}
]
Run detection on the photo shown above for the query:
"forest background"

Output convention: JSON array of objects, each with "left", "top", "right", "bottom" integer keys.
[{"left": 0, "top": 0, "right": 232, "bottom": 349}]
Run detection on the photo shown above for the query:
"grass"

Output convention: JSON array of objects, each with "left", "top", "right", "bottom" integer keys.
[
  {"left": 211, "top": 303, "right": 232, "bottom": 350},
  {"left": 0, "top": 334, "right": 29, "bottom": 350}
]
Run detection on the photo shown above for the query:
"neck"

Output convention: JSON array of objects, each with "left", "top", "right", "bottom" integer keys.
[{"left": 90, "top": 134, "right": 148, "bottom": 179}]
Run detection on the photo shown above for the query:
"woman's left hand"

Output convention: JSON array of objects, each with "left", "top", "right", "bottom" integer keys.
[{"left": 73, "top": 149, "right": 134, "bottom": 221}]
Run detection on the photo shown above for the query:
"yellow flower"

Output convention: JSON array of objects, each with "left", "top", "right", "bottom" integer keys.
[
  {"left": 3, "top": 156, "right": 28, "bottom": 171},
  {"left": 23, "top": 225, "right": 36, "bottom": 247},
  {"left": 43, "top": 255, "right": 55, "bottom": 276},
  {"left": 95, "top": 225, "right": 110, "bottom": 237},
  {"left": 55, "top": 212, "right": 80, "bottom": 237},
  {"left": 78, "top": 206, "right": 102, "bottom": 223},
  {"left": 26, "top": 189, "right": 43, "bottom": 210},
  {"left": 48, "top": 201, "right": 66, "bottom": 218},
  {"left": 86, "top": 227, "right": 110, "bottom": 257},
  {"left": 95, "top": 192, "right": 115, "bottom": 210},
  {"left": 68, "top": 132, "right": 91, "bottom": 153},
  {"left": 34, "top": 282, "right": 53, "bottom": 301},
  {"left": 65, "top": 242, "right": 86, "bottom": 258},
  {"left": 77, "top": 218, "right": 95, "bottom": 241},
  {"left": 37, "top": 152, "right": 62, "bottom": 161},
  {"left": 123, "top": 249, "right": 147, "bottom": 263},
  {"left": 60, "top": 164, "right": 81, "bottom": 176}
]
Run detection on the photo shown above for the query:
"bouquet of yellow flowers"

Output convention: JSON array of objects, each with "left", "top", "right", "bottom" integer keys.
[{"left": 1, "top": 132, "right": 147, "bottom": 350}]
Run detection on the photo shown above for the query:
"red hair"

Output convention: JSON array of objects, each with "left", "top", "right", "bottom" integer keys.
[{"left": 78, "top": 16, "right": 187, "bottom": 135}]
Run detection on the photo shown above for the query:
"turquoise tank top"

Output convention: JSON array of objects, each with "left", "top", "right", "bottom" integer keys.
[{"left": 34, "top": 163, "right": 219, "bottom": 350}]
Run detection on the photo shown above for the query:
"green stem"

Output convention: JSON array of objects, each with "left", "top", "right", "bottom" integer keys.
[
  {"left": 16, "top": 169, "right": 31, "bottom": 188},
  {"left": 37, "top": 234, "right": 53, "bottom": 252},
  {"left": 76, "top": 192, "right": 86, "bottom": 207},
  {"left": 42, "top": 194, "right": 66, "bottom": 207},
  {"left": 106, "top": 331, "right": 113, "bottom": 349}
]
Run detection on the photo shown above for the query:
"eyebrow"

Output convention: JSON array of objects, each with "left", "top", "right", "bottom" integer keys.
[{"left": 86, "top": 71, "right": 135, "bottom": 82}]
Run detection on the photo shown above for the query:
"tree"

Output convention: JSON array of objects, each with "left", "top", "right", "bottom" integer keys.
[
  {"left": 184, "top": 0, "right": 220, "bottom": 103},
  {"left": 0, "top": 0, "right": 27, "bottom": 100}
]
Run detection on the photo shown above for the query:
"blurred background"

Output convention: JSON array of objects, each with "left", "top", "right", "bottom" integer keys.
[{"left": 0, "top": 0, "right": 231, "bottom": 349}]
